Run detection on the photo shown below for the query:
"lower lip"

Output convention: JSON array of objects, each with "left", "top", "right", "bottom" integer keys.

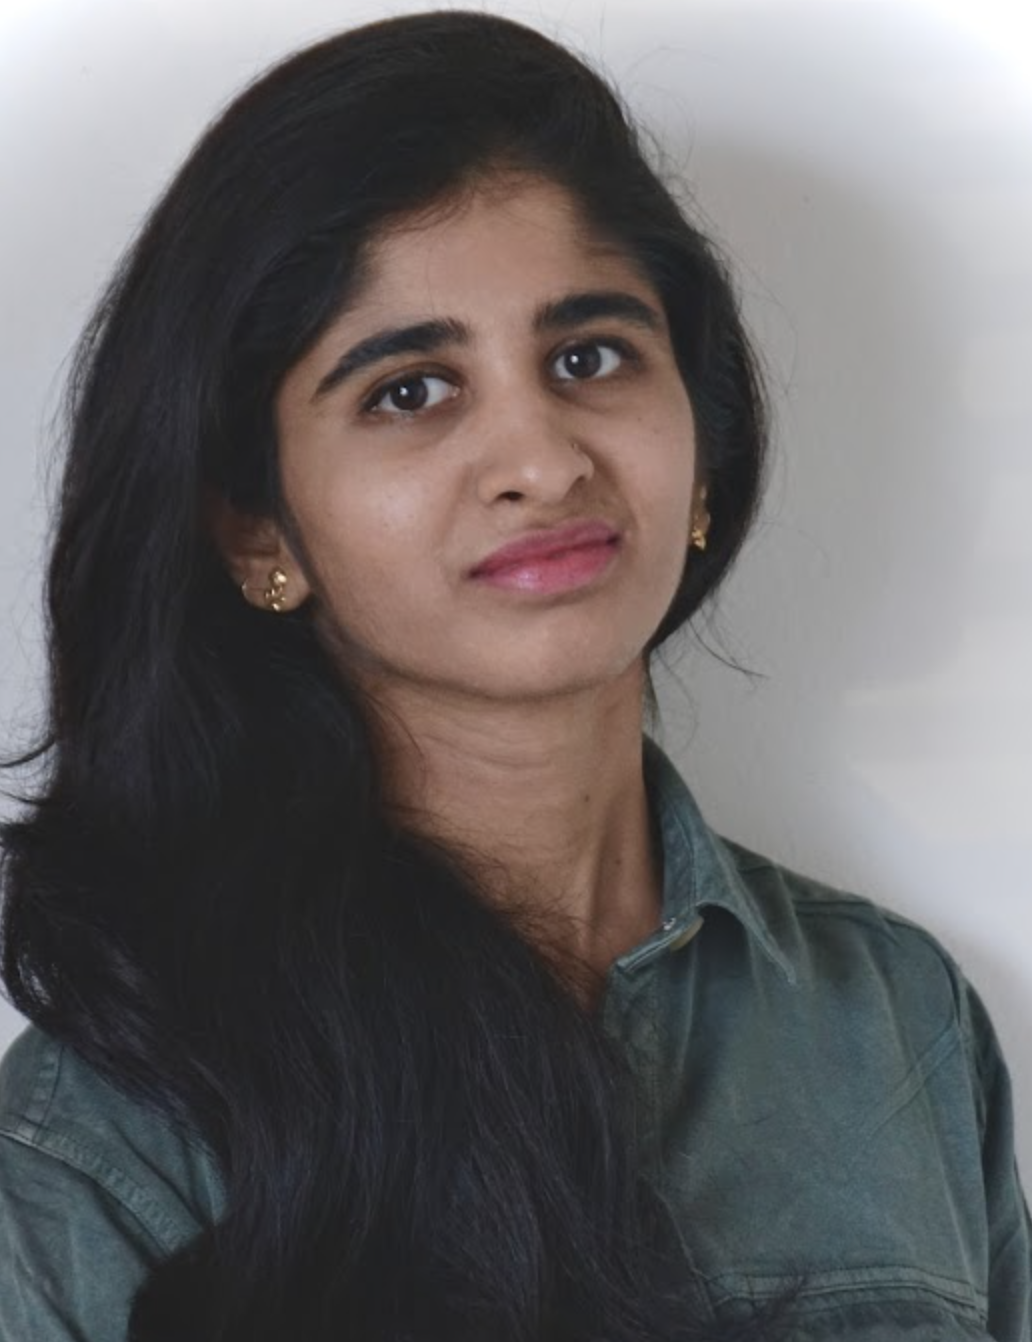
[{"left": 473, "top": 539, "right": 619, "bottom": 595}]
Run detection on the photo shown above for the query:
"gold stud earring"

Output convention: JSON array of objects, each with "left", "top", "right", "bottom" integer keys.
[
  {"left": 263, "top": 567, "right": 289, "bottom": 612},
  {"left": 690, "top": 485, "right": 710, "bottom": 552}
]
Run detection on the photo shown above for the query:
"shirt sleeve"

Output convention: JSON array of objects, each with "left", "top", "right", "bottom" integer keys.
[
  {"left": 0, "top": 1133, "right": 163, "bottom": 1342},
  {"left": 962, "top": 981, "right": 1032, "bottom": 1342}
]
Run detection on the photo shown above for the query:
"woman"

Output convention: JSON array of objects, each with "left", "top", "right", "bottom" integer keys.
[{"left": 0, "top": 11, "right": 1027, "bottom": 1342}]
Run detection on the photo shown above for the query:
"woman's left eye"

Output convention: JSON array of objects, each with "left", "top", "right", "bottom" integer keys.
[{"left": 552, "top": 341, "right": 626, "bottom": 382}]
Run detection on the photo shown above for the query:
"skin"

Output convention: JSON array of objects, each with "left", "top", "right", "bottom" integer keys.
[{"left": 224, "top": 175, "right": 706, "bottom": 983}]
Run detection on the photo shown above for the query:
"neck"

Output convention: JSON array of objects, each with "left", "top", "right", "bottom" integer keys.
[{"left": 368, "top": 661, "right": 662, "bottom": 983}]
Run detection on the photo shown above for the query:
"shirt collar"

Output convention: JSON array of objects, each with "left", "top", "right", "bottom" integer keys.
[{"left": 618, "top": 738, "right": 797, "bottom": 984}]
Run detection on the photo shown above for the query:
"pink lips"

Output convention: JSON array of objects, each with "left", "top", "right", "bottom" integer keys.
[{"left": 470, "top": 520, "right": 621, "bottom": 595}]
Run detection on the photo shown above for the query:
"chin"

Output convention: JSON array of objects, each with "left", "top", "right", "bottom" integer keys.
[{"left": 455, "top": 644, "right": 649, "bottom": 705}]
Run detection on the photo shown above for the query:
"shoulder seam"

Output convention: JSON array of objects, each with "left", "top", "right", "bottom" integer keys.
[{"left": 0, "top": 1123, "right": 198, "bottom": 1255}]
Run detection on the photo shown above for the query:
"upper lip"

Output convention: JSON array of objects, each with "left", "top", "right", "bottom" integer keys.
[{"left": 470, "top": 520, "right": 621, "bottom": 576}]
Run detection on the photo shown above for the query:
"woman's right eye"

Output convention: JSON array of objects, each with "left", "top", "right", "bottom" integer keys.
[{"left": 365, "top": 373, "right": 456, "bottom": 417}]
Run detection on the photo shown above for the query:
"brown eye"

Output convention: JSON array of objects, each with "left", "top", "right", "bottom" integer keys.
[
  {"left": 367, "top": 373, "right": 455, "bottom": 416},
  {"left": 386, "top": 379, "right": 429, "bottom": 411},
  {"left": 553, "top": 341, "right": 624, "bottom": 381}
]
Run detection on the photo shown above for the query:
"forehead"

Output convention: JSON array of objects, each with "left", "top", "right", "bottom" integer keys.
[{"left": 346, "top": 174, "right": 656, "bottom": 319}]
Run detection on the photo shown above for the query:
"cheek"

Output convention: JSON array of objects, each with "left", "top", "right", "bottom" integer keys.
[
  {"left": 291, "top": 464, "right": 445, "bottom": 619},
  {"left": 632, "top": 407, "right": 696, "bottom": 527}
]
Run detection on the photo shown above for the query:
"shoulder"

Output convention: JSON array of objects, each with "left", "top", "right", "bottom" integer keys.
[
  {"left": 646, "top": 740, "right": 971, "bottom": 1023},
  {"left": 723, "top": 835, "right": 967, "bottom": 995},
  {"left": 0, "top": 1023, "right": 221, "bottom": 1251},
  {"left": 714, "top": 836, "right": 1000, "bottom": 1113},
  {"left": 654, "top": 838, "right": 1032, "bottom": 1336},
  {"left": 0, "top": 1025, "right": 221, "bottom": 1341}
]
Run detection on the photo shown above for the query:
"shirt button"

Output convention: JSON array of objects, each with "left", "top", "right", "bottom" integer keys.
[{"left": 662, "top": 917, "right": 676, "bottom": 932}]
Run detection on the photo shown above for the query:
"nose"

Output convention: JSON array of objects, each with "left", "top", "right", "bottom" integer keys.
[{"left": 473, "top": 403, "right": 595, "bottom": 507}]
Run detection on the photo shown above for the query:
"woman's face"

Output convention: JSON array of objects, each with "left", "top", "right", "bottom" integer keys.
[{"left": 269, "top": 175, "right": 699, "bottom": 704}]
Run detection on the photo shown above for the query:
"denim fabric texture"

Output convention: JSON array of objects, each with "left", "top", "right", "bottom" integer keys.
[{"left": 1, "top": 741, "right": 1029, "bottom": 1341}]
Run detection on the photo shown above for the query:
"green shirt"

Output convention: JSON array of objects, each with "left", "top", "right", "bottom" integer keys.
[{"left": 1, "top": 744, "right": 1029, "bottom": 1340}]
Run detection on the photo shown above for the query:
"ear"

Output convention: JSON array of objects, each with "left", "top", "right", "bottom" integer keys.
[{"left": 207, "top": 495, "right": 312, "bottom": 613}]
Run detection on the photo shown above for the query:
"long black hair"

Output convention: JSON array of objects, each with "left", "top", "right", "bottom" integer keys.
[{"left": 2, "top": 13, "right": 769, "bottom": 1341}]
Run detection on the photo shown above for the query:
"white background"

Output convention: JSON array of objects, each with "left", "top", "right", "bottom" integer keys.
[{"left": 1, "top": 0, "right": 1030, "bottom": 1181}]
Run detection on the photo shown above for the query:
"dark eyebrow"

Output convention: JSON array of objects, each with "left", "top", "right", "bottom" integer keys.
[
  {"left": 533, "top": 290, "right": 663, "bottom": 335},
  {"left": 311, "top": 291, "right": 661, "bottom": 401},
  {"left": 313, "top": 317, "right": 469, "bottom": 400}
]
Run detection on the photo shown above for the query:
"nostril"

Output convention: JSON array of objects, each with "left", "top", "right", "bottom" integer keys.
[{"left": 499, "top": 490, "right": 524, "bottom": 503}]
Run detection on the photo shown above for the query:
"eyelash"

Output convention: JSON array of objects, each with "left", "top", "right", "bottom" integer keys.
[{"left": 360, "top": 336, "right": 639, "bottom": 418}]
